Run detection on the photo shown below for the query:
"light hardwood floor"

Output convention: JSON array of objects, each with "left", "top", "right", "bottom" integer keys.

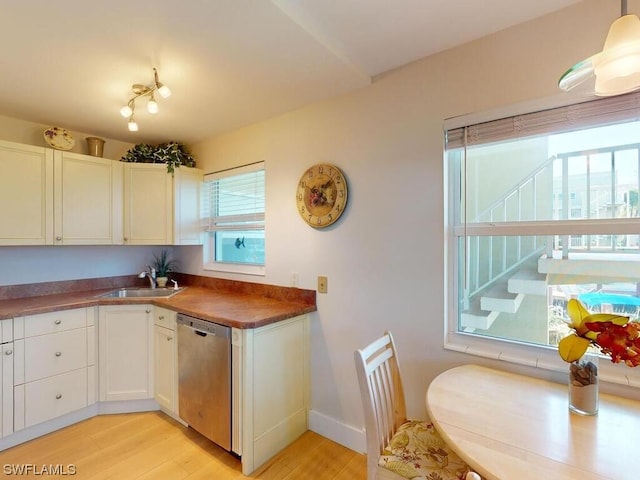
[{"left": 0, "top": 412, "right": 366, "bottom": 480}]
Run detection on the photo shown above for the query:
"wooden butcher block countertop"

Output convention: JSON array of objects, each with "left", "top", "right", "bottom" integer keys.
[{"left": 0, "top": 275, "right": 317, "bottom": 329}]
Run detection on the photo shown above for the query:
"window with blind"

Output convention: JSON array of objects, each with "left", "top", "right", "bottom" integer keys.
[
  {"left": 445, "top": 92, "right": 640, "bottom": 382},
  {"left": 202, "top": 162, "right": 265, "bottom": 274}
]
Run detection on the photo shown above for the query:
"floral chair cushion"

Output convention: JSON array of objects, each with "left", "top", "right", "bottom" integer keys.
[{"left": 379, "top": 420, "right": 473, "bottom": 480}]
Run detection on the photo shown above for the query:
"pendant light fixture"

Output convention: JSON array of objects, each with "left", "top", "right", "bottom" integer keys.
[
  {"left": 559, "top": 0, "right": 640, "bottom": 96},
  {"left": 120, "top": 68, "right": 171, "bottom": 131}
]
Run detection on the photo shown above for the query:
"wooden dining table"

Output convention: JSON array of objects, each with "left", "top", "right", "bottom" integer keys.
[{"left": 426, "top": 364, "right": 640, "bottom": 480}]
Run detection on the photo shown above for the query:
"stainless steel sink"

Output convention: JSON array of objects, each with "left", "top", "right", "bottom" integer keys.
[{"left": 97, "top": 287, "right": 184, "bottom": 298}]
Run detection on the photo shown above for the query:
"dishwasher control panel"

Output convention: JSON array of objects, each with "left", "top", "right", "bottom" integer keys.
[{"left": 176, "top": 313, "right": 229, "bottom": 338}]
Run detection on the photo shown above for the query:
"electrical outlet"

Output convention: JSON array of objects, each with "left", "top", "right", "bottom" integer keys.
[
  {"left": 317, "top": 276, "right": 328, "bottom": 294},
  {"left": 291, "top": 272, "right": 299, "bottom": 287}
]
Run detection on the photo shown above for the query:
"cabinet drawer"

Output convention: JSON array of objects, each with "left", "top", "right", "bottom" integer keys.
[
  {"left": 20, "top": 309, "right": 87, "bottom": 337},
  {"left": 154, "top": 308, "right": 176, "bottom": 330},
  {"left": 23, "top": 329, "right": 87, "bottom": 383},
  {"left": 24, "top": 368, "right": 87, "bottom": 428}
]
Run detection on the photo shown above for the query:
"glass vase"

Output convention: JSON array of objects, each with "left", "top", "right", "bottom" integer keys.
[{"left": 568, "top": 351, "right": 599, "bottom": 416}]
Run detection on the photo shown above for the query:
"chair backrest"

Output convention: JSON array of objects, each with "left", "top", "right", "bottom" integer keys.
[{"left": 354, "top": 331, "right": 407, "bottom": 479}]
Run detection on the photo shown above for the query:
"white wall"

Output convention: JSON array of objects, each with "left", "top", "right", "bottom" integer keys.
[
  {"left": 0, "top": 114, "right": 133, "bottom": 160},
  {"left": 179, "top": 0, "right": 628, "bottom": 450},
  {"left": 0, "top": 246, "right": 166, "bottom": 286}
]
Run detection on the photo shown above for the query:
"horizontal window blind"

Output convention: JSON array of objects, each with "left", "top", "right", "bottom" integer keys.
[
  {"left": 202, "top": 162, "right": 265, "bottom": 231},
  {"left": 446, "top": 91, "right": 640, "bottom": 150}
]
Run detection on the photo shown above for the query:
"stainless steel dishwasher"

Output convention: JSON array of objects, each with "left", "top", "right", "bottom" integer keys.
[{"left": 176, "top": 313, "right": 231, "bottom": 451}]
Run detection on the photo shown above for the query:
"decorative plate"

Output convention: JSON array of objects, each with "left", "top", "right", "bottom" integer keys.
[{"left": 43, "top": 127, "right": 75, "bottom": 150}]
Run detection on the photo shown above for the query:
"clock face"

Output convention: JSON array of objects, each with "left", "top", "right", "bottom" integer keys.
[{"left": 296, "top": 163, "right": 348, "bottom": 228}]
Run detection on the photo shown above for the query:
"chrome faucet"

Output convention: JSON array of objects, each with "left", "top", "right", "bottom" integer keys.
[{"left": 138, "top": 266, "right": 157, "bottom": 288}]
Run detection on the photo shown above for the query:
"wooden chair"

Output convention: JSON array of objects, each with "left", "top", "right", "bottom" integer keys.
[{"left": 354, "top": 331, "right": 481, "bottom": 480}]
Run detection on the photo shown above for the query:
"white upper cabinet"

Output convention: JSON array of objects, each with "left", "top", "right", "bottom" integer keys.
[
  {"left": 174, "top": 166, "right": 203, "bottom": 245},
  {"left": 0, "top": 140, "right": 202, "bottom": 246},
  {"left": 123, "top": 163, "right": 203, "bottom": 245},
  {"left": 0, "top": 140, "right": 53, "bottom": 245},
  {"left": 54, "top": 151, "right": 123, "bottom": 245},
  {"left": 123, "top": 163, "right": 172, "bottom": 245}
]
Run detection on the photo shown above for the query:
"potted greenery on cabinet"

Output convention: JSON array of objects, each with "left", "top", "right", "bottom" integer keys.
[
  {"left": 121, "top": 142, "right": 196, "bottom": 173},
  {"left": 152, "top": 249, "right": 178, "bottom": 287}
]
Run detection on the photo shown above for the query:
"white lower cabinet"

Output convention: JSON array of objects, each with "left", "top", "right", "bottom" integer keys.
[
  {"left": 0, "top": 319, "right": 13, "bottom": 438},
  {"left": 153, "top": 307, "right": 177, "bottom": 414},
  {"left": 0, "top": 303, "right": 309, "bottom": 475},
  {"left": 98, "top": 305, "right": 154, "bottom": 401},
  {"left": 234, "top": 314, "right": 310, "bottom": 475},
  {"left": 22, "top": 369, "right": 88, "bottom": 428},
  {"left": 13, "top": 308, "right": 95, "bottom": 431}
]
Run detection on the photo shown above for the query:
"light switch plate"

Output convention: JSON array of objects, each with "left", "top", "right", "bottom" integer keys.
[{"left": 317, "top": 276, "right": 328, "bottom": 294}]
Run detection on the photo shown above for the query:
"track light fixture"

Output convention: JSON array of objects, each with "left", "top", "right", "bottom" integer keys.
[{"left": 120, "top": 67, "right": 171, "bottom": 131}]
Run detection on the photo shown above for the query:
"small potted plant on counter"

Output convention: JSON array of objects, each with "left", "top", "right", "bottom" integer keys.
[{"left": 151, "top": 249, "right": 178, "bottom": 288}]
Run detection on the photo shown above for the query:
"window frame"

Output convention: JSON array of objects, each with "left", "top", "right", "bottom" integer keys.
[
  {"left": 444, "top": 94, "right": 640, "bottom": 388},
  {"left": 202, "top": 161, "right": 265, "bottom": 276}
]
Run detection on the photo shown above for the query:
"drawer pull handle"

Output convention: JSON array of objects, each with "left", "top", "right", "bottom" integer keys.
[
  {"left": 54, "top": 319, "right": 62, "bottom": 325},
  {"left": 167, "top": 336, "right": 172, "bottom": 341},
  {"left": 146, "top": 309, "right": 151, "bottom": 314},
  {"left": 55, "top": 352, "right": 62, "bottom": 357},
  {"left": 56, "top": 394, "right": 62, "bottom": 400},
  {"left": 159, "top": 315, "right": 165, "bottom": 320},
  {"left": 4, "top": 349, "right": 12, "bottom": 356}
]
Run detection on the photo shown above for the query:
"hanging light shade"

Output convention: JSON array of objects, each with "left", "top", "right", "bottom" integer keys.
[
  {"left": 559, "top": 1, "right": 640, "bottom": 96},
  {"left": 593, "top": 14, "right": 640, "bottom": 95}
]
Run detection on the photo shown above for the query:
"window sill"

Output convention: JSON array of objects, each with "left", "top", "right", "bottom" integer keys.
[
  {"left": 203, "top": 262, "right": 265, "bottom": 276},
  {"left": 445, "top": 330, "right": 640, "bottom": 388}
]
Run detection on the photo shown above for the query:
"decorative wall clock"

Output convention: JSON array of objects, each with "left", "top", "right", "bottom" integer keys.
[{"left": 296, "top": 163, "right": 348, "bottom": 228}]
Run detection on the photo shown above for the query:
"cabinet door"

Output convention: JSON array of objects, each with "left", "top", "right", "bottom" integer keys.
[
  {"left": 98, "top": 305, "right": 154, "bottom": 401},
  {"left": 154, "top": 325, "right": 176, "bottom": 412},
  {"left": 123, "top": 163, "right": 173, "bottom": 245},
  {"left": 0, "top": 140, "right": 53, "bottom": 245},
  {"left": 1, "top": 341, "right": 13, "bottom": 437},
  {"left": 173, "top": 167, "right": 203, "bottom": 245},
  {"left": 54, "top": 151, "right": 123, "bottom": 245},
  {"left": 237, "top": 315, "right": 310, "bottom": 475}
]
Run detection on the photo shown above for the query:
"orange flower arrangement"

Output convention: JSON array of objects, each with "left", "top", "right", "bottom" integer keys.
[{"left": 558, "top": 298, "right": 640, "bottom": 367}]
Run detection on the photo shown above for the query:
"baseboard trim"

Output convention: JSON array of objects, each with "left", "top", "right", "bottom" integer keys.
[
  {"left": 308, "top": 409, "right": 366, "bottom": 453},
  {"left": 97, "top": 399, "right": 159, "bottom": 415},
  {"left": 0, "top": 405, "right": 98, "bottom": 451},
  {"left": 0, "top": 400, "right": 161, "bottom": 452}
]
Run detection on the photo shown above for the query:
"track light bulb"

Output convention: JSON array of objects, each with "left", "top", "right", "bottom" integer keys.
[
  {"left": 120, "top": 105, "right": 133, "bottom": 118},
  {"left": 128, "top": 117, "right": 138, "bottom": 132},
  {"left": 147, "top": 95, "right": 158, "bottom": 114},
  {"left": 157, "top": 84, "right": 171, "bottom": 98}
]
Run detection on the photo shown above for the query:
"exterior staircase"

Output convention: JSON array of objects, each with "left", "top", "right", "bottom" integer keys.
[{"left": 461, "top": 267, "right": 547, "bottom": 330}]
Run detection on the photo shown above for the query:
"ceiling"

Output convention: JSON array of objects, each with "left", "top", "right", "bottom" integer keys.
[{"left": 0, "top": 0, "right": 581, "bottom": 145}]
